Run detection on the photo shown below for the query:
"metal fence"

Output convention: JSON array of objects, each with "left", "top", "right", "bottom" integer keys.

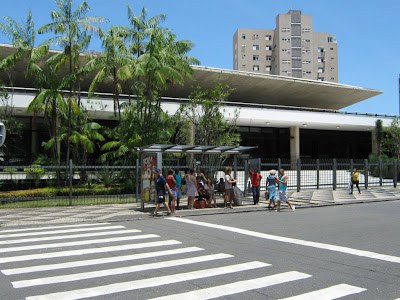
[
  {"left": 0, "top": 158, "right": 398, "bottom": 207},
  {"left": 0, "top": 163, "right": 138, "bottom": 207}
]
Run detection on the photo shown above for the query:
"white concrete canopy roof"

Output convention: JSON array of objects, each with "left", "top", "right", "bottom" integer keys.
[
  {"left": 163, "top": 66, "right": 383, "bottom": 110},
  {"left": 0, "top": 43, "right": 382, "bottom": 110}
]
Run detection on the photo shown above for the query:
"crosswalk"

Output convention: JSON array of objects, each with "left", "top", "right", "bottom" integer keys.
[{"left": 0, "top": 222, "right": 367, "bottom": 299}]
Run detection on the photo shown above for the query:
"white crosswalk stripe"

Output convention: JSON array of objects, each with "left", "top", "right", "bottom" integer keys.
[
  {"left": 279, "top": 284, "right": 367, "bottom": 300},
  {"left": 149, "top": 271, "right": 312, "bottom": 300},
  {"left": 25, "top": 261, "right": 270, "bottom": 300},
  {"left": 0, "top": 223, "right": 110, "bottom": 234},
  {"left": 0, "top": 224, "right": 368, "bottom": 300},
  {"left": 0, "top": 225, "right": 127, "bottom": 239},
  {"left": 0, "top": 240, "right": 182, "bottom": 263},
  {"left": 0, "top": 233, "right": 158, "bottom": 253},
  {"left": 1, "top": 246, "right": 203, "bottom": 275},
  {"left": 0, "top": 228, "right": 140, "bottom": 245},
  {"left": 12, "top": 253, "right": 235, "bottom": 288}
]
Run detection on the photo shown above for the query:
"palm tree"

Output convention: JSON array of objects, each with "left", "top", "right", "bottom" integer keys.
[
  {"left": 38, "top": 0, "right": 108, "bottom": 165},
  {"left": 117, "top": 5, "right": 200, "bottom": 144},
  {"left": 26, "top": 66, "right": 69, "bottom": 165},
  {"left": 0, "top": 9, "right": 48, "bottom": 74},
  {"left": 81, "top": 27, "right": 131, "bottom": 125}
]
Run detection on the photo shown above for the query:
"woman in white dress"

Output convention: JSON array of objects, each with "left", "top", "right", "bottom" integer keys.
[{"left": 185, "top": 169, "right": 198, "bottom": 209}]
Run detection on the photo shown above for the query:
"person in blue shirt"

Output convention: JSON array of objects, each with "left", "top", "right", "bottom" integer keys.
[
  {"left": 276, "top": 169, "right": 295, "bottom": 212},
  {"left": 174, "top": 168, "right": 182, "bottom": 209},
  {"left": 266, "top": 170, "right": 277, "bottom": 209},
  {"left": 153, "top": 168, "right": 173, "bottom": 217}
]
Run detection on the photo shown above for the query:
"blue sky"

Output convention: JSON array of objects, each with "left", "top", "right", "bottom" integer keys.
[{"left": 1, "top": 0, "right": 399, "bottom": 115}]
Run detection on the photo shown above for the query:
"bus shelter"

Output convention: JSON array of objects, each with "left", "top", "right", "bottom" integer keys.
[{"left": 137, "top": 144, "right": 257, "bottom": 211}]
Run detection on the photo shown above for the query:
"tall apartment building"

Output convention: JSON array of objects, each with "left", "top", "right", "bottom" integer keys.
[{"left": 233, "top": 10, "right": 338, "bottom": 82}]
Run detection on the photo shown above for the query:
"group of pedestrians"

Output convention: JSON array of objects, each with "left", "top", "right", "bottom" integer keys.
[{"left": 248, "top": 162, "right": 295, "bottom": 212}]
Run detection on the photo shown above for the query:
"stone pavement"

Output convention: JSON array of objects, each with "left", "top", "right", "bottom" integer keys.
[{"left": 0, "top": 187, "right": 399, "bottom": 228}]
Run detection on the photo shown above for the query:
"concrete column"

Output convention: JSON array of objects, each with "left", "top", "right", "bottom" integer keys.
[{"left": 290, "top": 126, "right": 300, "bottom": 165}]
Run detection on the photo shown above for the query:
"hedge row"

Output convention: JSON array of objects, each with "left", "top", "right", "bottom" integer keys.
[{"left": 0, "top": 186, "right": 123, "bottom": 199}]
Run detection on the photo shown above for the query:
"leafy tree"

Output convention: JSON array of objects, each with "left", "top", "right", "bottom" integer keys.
[
  {"left": 0, "top": 9, "right": 48, "bottom": 75},
  {"left": 382, "top": 117, "right": 400, "bottom": 159},
  {"left": 178, "top": 84, "right": 241, "bottom": 177},
  {"left": 27, "top": 66, "right": 70, "bottom": 164},
  {"left": 81, "top": 27, "right": 131, "bottom": 125},
  {"left": 38, "top": 0, "right": 108, "bottom": 164}
]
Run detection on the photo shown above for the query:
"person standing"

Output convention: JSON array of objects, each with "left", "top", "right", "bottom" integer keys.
[
  {"left": 174, "top": 168, "right": 182, "bottom": 209},
  {"left": 224, "top": 166, "right": 236, "bottom": 209},
  {"left": 266, "top": 170, "right": 277, "bottom": 209},
  {"left": 153, "top": 168, "right": 172, "bottom": 217},
  {"left": 166, "top": 169, "right": 177, "bottom": 214},
  {"left": 248, "top": 161, "right": 262, "bottom": 205},
  {"left": 350, "top": 167, "right": 361, "bottom": 194},
  {"left": 276, "top": 169, "right": 295, "bottom": 212},
  {"left": 185, "top": 169, "right": 198, "bottom": 209}
]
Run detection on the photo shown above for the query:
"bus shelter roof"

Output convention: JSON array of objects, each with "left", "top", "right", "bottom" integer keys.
[{"left": 139, "top": 144, "right": 257, "bottom": 155}]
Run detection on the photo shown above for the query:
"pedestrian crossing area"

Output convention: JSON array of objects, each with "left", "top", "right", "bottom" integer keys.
[{"left": 0, "top": 222, "right": 368, "bottom": 299}]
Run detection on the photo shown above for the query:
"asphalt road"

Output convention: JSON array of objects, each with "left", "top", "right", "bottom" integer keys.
[{"left": 0, "top": 201, "right": 399, "bottom": 299}]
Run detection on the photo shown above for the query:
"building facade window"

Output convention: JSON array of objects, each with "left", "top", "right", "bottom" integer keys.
[
  {"left": 252, "top": 34, "right": 259, "bottom": 39},
  {"left": 282, "top": 60, "right": 291, "bottom": 64},
  {"left": 302, "top": 71, "right": 311, "bottom": 74},
  {"left": 265, "top": 35, "right": 272, "bottom": 40},
  {"left": 318, "top": 57, "right": 324, "bottom": 63},
  {"left": 265, "top": 45, "right": 272, "bottom": 50},
  {"left": 242, "top": 34, "right": 246, "bottom": 39},
  {"left": 282, "top": 28, "right": 290, "bottom": 32},
  {"left": 318, "top": 67, "right": 324, "bottom": 73},
  {"left": 253, "top": 45, "right": 259, "bottom": 50},
  {"left": 266, "top": 56, "right": 272, "bottom": 61},
  {"left": 317, "top": 47, "right": 324, "bottom": 53},
  {"left": 330, "top": 67, "right": 335, "bottom": 70},
  {"left": 302, "top": 60, "right": 311, "bottom": 64},
  {"left": 318, "top": 77, "right": 324, "bottom": 81},
  {"left": 266, "top": 66, "right": 272, "bottom": 71},
  {"left": 253, "top": 65, "right": 259, "bottom": 71},
  {"left": 242, "top": 65, "right": 246, "bottom": 68},
  {"left": 302, "top": 49, "right": 311, "bottom": 53},
  {"left": 331, "top": 77, "right": 335, "bottom": 80},
  {"left": 328, "top": 37, "right": 333, "bottom": 43},
  {"left": 282, "top": 38, "right": 290, "bottom": 42},
  {"left": 242, "top": 54, "right": 246, "bottom": 59},
  {"left": 253, "top": 55, "right": 259, "bottom": 61},
  {"left": 282, "top": 49, "right": 290, "bottom": 53},
  {"left": 302, "top": 28, "right": 311, "bottom": 33}
]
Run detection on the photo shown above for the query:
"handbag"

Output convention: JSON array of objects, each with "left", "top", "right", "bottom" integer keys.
[{"left": 265, "top": 190, "right": 270, "bottom": 199}]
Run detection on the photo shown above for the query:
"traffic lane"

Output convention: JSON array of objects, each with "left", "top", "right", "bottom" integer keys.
[{"left": 118, "top": 204, "right": 400, "bottom": 299}]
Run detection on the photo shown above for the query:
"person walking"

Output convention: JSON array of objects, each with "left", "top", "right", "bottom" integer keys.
[
  {"left": 266, "top": 170, "right": 277, "bottom": 209},
  {"left": 185, "top": 169, "right": 198, "bottom": 209},
  {"left": 350, "top": 167, "right": 361, "bottom": 194},
  {"left": 174, "top": 168, "right": 182, "bottom": 209},
  {"left": 153, "top": 168, "right": 173, "bottom": 217},
  {"left": 224, "top": 166, "right": 236, "bottom": 209},
  {"left": 276, "top": 169, "right": 295, "bottom": 212},
  {"left": 248, "top": 161, "right": 262, "bottom": 205}
]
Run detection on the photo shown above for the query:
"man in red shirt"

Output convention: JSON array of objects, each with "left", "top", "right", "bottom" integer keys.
[{"left": 248, "top": 161, "right": 262, "bottom": 205}]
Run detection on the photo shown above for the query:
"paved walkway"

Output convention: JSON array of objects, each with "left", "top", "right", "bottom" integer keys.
[{"left": 0, "top": 187, "right": 399, "bottom": 227}]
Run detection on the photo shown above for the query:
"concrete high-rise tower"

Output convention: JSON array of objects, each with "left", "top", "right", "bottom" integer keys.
[{"left": 233, "top": 10, "right": 338, "bottom": 82}]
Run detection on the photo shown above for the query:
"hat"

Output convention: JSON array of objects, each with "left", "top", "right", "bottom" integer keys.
[
  {"left": 269, "top": 169, "right": 276, "bottom": 175},
  {"left": 154, "top": 168, "right": 161, "bottom": 173}
]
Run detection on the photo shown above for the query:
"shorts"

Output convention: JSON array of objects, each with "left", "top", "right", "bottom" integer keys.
[
  {"left": 277, "top": 190, "right": 288, "bottom": 202},
  {"left": 157, "top": 191, "right": 165, "bottom": 204},
  {"left": 170, "top": 188, "right": 177, "bottom": 198},
  {"left": 176, "top": 188, "right": 182, "bottom": 199}
]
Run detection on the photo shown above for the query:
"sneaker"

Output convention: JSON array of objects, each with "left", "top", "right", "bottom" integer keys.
[
  {"left": 291, "top": 205, "right": 296, "bottom": 212},
  {"left": 166, "top": 211, "right": 172, "bottom": 216}
]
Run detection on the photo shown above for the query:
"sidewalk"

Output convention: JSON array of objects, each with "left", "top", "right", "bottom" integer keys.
[{"left": 0, "top": 187, "right": 399, "bottom": 227}]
